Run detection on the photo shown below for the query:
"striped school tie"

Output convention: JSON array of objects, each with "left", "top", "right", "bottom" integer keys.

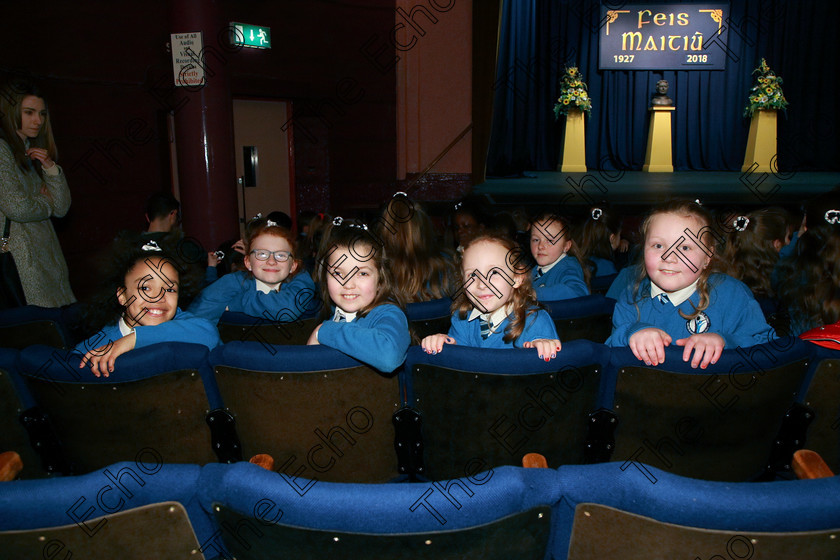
[
  {"left": 479, "top": 317, "right": 491, "bottom": 339},
  {"left": 656, "top": 293, "right": 670, "bottom": 306},
  {"left": 335, "top": 314, "right": 346, "bottom": 322}
]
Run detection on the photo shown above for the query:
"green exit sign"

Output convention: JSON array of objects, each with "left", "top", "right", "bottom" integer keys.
[{"left": 230, "top": 22, "right": 271, "bottom": 49}]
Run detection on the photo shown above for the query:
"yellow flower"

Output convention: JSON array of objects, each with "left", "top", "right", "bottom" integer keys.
[
  {"left": 765, "top": 87, "right": 773, "bottom": 94},
  {"left": 563, "top": 99, "right": 569, "bottom": 104}
]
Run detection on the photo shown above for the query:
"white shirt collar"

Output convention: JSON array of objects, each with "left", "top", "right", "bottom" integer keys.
[
  {"left": 650, "top": 279, "right": 699, "bottom": 306},
  {"left": 467, "top": 304, "right": 512, "bottom": 336},
  {"left": 538, "top": 252, "right": 567, "bottom": 275},
  {"left": 118, "top": 316, "right": 134, "bottom": 336},
  {"left": 333, "top": 308, "right": 358, "bottom": 323},
  {"left": 255, "top": 278, "right": 280, "bottom": 294}
]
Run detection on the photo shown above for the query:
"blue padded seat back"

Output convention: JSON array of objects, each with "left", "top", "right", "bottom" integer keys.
[
  {"left": 17, "top": 343, "right": 220, "bottom": 474},
  {"left": 542, "top": 295, "right": 616, "bottom": 343},
  {"left": 209, "top": 342, "right": 402, "bottom": 483},
  {"left": 198, "top": 462, "right": 562, "bottom": 559},
  {"left": 554, "top": 462, "right": 840, "bottom": 560},
  {"left": 401, "top": 341, "right": 605, "bottom": 479},
  {"left": 603, "top": 337, "right": 812, "bottom": 481},
  {"left": 0, "top": 462, "right": 217, "bottom": 558},
  {"left": 0, "top": 305, "right": 69, "bottom": 349}
]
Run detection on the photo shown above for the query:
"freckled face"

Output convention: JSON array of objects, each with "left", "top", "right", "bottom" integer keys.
[
  {"left": 644, "top": 212, "right": 712, "bottom": 293},
  {"left": 530, "top": 218, "right": 572, "bottom": 267},
  {"left": 462, "top": 240, "right": 522, "bottom": 315},
  {"left": 326, "top": 245, "right": 380, "bottom": 314},
  {"left": 245, "top": 233, "right": 297, "bottom": 288},
  {"left": 118, "top": 257, "right": 179, "bottom": 327}
]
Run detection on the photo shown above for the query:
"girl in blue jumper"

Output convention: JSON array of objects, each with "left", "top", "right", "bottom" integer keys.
[
  {"left": 606, "top": 200, "right": 775, "bottom": 369},
  {"left": 306, "top": 218, "right": 411, "bottom": 373},
  {"left": 189, "top": 217, "right": 318, "bottom": 323},
  {"left": 75, "top": 241, "right": 220, "bottom": 377},
  {"left": 529, "top": 212, "right": 590, "bottom": 301},
  {"left": 421, "top": 235, "right": 561, "bottom": 360}
]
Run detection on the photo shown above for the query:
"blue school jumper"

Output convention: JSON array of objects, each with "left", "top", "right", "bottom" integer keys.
[
  {"left": 590, "top": 256, "right": 618, "bottom": 277},
  {"left": 606, "top": 273, "right": 776, "bottom": 348},
  {"left": 448, "top": 307, "right": 558, "bottom": 348},
  {"left": 606, "top": 265, "right": 640, "bottom": 301},
  {"left": 317, "top": 303, "right": 410, "bottom": 373},
  {"left": 74, "top": 309, "right": 221, "bottom": 354},
  {"left": 532, "top": 256, "right": 589, "bottom": 301},
  {"left": 188, "top": 271, "right": 318, "bottom": 324}
]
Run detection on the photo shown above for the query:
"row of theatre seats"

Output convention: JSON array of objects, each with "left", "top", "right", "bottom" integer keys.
[
  {"left": 0, "top": 296, "right": 838, "bottom": 557},
  {"left": 2, "top": 456, "right": 840, "bottom": 559}
]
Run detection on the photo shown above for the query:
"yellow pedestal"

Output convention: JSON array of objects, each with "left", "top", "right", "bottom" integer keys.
[
  {"left": 643, "top": 106, "right": 675, "bottom": 172},
  {"left": 559, "top": 108, "right": 587, "bottom": 173},
  {"left": 741, "top": 109, "right": 778, "bottom": 173}
]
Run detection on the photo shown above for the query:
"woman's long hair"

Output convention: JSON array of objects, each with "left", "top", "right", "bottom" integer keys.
[{"left": 0, "top": 80, "right": 57, "bottom": 174}]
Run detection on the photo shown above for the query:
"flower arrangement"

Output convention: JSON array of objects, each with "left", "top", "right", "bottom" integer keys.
[
  {"left": 553, "top": 67, "right": 592, "bottom": 119},
  {"left": 743, "top": 58, "right": 788, "bottom": 117}
]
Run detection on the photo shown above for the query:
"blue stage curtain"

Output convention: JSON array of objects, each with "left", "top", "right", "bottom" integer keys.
[{"left": 487, "top": 0, "right": 839, "bottom": 174}]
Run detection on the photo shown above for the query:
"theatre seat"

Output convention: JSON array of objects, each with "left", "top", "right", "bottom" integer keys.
[
  {"left": 542, "top": 295, "right": 615, "bottom": 343},
  {"left": 216, "top": 311, "right": 321, "bottom": 345},
  {"left": 798, "top": 345, "right": 840, "bottom": 472},
  {"left": 197, "top": 461, "right": 560, "bottom": 560},
  {"left": 401, "top": 341, "right": 604, "bottom": 481},
  {"left": 17, "top": 342, "right": 227, "bottom": 474},
  {"left": 0, "top": 305, "right": 75, "bottom": 349},
  {"left": 0, "top": 348, "right": 59, "bottom": 479},
  {"left": 601, "top": 337, "right": 812, "bottom": 481},
  {"left": 405, "top": 298, "right": 453, "bottom": 340},
  {"left": 208, "top": 342, "right": 401, "bottom": 483},
  {"left": 555, "top": 462, "right": 840, "bottom": 560},
  {"left": 0, "top": 462, "right": 215, "bottom": 559}
]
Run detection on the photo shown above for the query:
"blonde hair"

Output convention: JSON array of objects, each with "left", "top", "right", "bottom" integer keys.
[{"left": 453, "top": 234, "right": 540, "bottom": 344}]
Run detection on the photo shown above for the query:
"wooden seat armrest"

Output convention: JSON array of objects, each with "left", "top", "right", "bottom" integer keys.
[
  {"left": 792, "top": 449, "right": 835, "bottom": 479},
  {"left": 0, "top": 451, "right": 23, "bottom": 482},
  {"left": 522, "top": 452, "right": 549, "bottom": 469},
  {"left": 249, "top": 454, "right": 275, "bottom": 472}
]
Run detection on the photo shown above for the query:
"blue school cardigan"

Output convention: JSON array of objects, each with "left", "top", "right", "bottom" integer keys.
[
  {"left": 448, "top": 307, "right": 558, "bottom": 348},
  {"left": 606, "top": 274, "right": 776, "bottom": 348},
  {"left": 317, "top": 303, "right": 410, "bottom": 373},
  {"left": 74, "top": 308, "right": 221, "bottom": 353},
  {"left": 188, "top": 271, "right": 318, "bottom": 324},
  {"left": 532, "top": 256, "right": 589, "bottom": 301}
]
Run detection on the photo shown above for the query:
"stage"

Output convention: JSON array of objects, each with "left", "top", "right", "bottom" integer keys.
[{"left": 473, "top": 171, "right": 840, "bottom": 211}]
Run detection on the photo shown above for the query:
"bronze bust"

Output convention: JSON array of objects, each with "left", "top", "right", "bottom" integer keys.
[{"left": 652, "top": 79, "right": 674, "bottom": 106}]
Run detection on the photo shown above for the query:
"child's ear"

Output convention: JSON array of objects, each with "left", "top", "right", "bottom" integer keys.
[
  {"left": 244, "top": 254, "right": 253, "bottom": 271},
  {"left": 512, "top": 273, "right": 524, "bottom": 289},
  {"left": 290, "top": 259, "right": 299, "bottom": 275},
  {"left": 116, "top": 286, "right": 127, "bottom": 306}
]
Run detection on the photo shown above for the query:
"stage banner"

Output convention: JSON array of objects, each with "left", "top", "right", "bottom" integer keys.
[{"left": 599, "top": 3, "right": 730, "bottom": 70}]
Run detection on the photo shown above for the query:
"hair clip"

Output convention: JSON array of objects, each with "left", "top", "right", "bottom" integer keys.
[
  {"left": 591, "top": 208, "right": 603, "bottom": 221},
  {"left": 214, "top": 250, "right": 225, "bottom": 261},
  {"left": 348, "top": 222, "right": 369, "bottom": 231},
  {"left": 333, "top": 216, "right": 343, "bottom": 226},
  {"left": 141, "top": 240, "right": 162, "bottom": 252},
  {"left": 266, "top": 219, "right": 278, "bottom": 227},
  {"left": 826, "top": 210, "right": 840, "bottom": 225},
  {"left": 317, "top": 212, "right": 325, "bottom": 221},
  {"left": 694, "top": 199, "right": 703, "bottom": 206},
  {"left": 733, "top": 216, "right": 750, "bottom": 231},
  {"left": 393, "top": 191, "right": 408, "bottom": 198},
  {"left": 251, "top": 213, "right": 262, "bottom": 221},
  {"left": 454, "top": 201, "right": 463, "bottom": 211}
]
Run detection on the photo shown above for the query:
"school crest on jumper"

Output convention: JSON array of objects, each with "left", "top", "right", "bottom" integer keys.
[{"left": 686, "top": 312, "right": 711, "bottom": 334}]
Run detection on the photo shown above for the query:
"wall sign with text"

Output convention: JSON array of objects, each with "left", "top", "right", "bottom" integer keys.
[{"left": 599, "top": 3, "right": 730, "bottom": 70}]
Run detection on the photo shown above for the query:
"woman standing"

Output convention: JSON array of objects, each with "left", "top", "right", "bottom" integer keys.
[{"left": 0, "top": 80, "right": 74, "bottom": 307}]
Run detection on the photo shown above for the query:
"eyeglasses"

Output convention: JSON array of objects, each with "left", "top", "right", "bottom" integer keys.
[{"left": 250, "top": 250, "right": 292, "bottom": 262}]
